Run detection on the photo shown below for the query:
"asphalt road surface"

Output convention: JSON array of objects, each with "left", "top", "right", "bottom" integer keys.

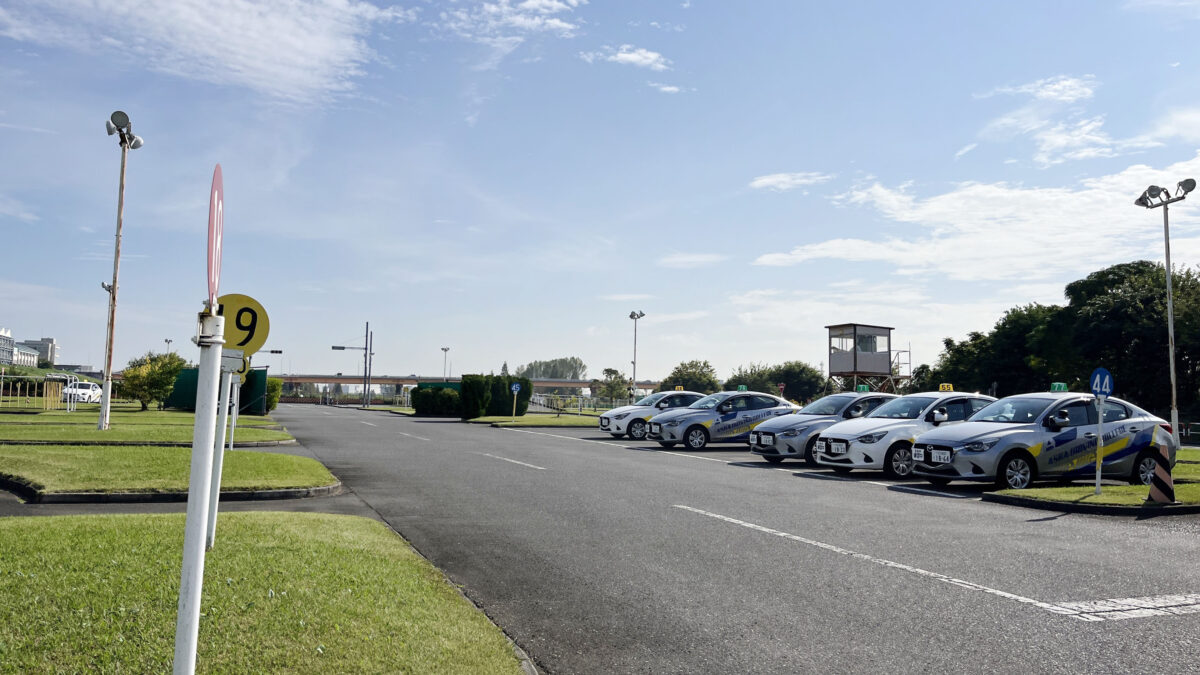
[{"left": 275, "top": 406, "right": 1200, "bottom": 673}]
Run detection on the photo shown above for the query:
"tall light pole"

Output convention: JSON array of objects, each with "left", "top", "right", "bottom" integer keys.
[
  {"left": 441, "top": 347, "right": 449, "bottom": 381},
  {"left": 1135, "top": 178, "right": 1195, "bottom": 446},
  {"left": 98, "top": 110, "right": 144, "bottom": 431},
  {"left": 331, "top": 321, "right": 371, "bottom": 407},
  {"left": 629, "top": 310, "right": 645, "bottom": 397},
  {"left": 164, "top": 338, "right": 173, "bottom": 353}
]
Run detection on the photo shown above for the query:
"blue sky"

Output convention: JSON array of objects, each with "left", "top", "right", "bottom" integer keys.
[{"left": 3, "top": 0, "right": 1200, "bottom": 384}]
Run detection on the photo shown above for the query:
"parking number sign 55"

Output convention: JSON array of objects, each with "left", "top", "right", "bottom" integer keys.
[{"left": 216, "top": 293, "right": 270, "bottom": 356}]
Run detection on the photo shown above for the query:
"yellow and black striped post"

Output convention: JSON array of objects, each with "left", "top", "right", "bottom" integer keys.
[{"left": 1147, "top": 428, "right": 1177, "bottom": 505}]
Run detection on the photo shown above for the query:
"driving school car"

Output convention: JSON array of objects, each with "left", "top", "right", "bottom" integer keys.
[
  {"left": 911, "top": 391, "right": 1178, "bottom": 489},
  {"left": 814, "top": 389, "right": 995, "bottom": 478},
  {"left": 748, "top": 392, "right": 897, "bottom": 465},
  {"left": 647, "top": 391, "right": 799, "bottom": 449},
  {"left": 598, "top": 390, "right": 704, "bottom": 440}
]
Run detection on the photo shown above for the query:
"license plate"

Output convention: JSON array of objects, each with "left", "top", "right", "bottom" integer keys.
[
  {"left": 830, "top": 441, "right": 847, "bottom": 455},
  {"left": 912, "top": 447, "right": 925, "bottom": 461},
  {"left": 651, "top": 423, "right": 661, "bottom": 433},
  {"left": 599, "top": 418, "right": 609, "bottom": 428},
  {"left": 749, "top": 433, "right": 759, "bottom": 444},
  {"left": 760, "top": 433, "right": 774, "bottom": 445},
  {"left": 932, "top": 450, "right": 951, "bottom": 464},
  {"left": 815, "top": 440, "right": 826, "bottom": 452}
]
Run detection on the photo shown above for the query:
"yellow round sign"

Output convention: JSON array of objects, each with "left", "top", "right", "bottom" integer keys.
[{"left": 217, "top": 293, "right": 270, "bottom": 356}]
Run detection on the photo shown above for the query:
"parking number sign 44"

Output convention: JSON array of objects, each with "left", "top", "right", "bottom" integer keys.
[{"left": 216, "top": 293, "right": 270, "bottom": 356}]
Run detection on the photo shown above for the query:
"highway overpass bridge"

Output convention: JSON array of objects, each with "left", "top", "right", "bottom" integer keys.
[{"left": 276, "top": 374, "right": 661, "bottom": 390}]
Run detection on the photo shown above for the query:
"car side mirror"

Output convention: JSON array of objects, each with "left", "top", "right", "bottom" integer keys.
[
  {"left": 845, "top": 405, "right": 864, "bottom": 419},
  {"left": 717, "top": 404, "right": 731, "bottom": 413},
  {"left": 1045, "top": 410, "right": 1069, "bottom": 430},
  {"left": 657, "top": 401, "right": 669, "bottom": 408},
  {"left": 931, "top": 408, "right": 948, "bottom": 425}
]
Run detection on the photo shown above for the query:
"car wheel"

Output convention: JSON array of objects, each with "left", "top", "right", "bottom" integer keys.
[
  {"left": 658, "top": 441, "right": 676, "bottom": 448},
  {"left": 802, "top": 438, "right": 819, "bottom": 467},
  {"left": 831, "top": 467, "right": 852, "bottom": 475},
  {"left": 763, "top": 455, "right": 784, "bottom": 464},
  {"left": 628, "top": 419, "right": 648, "bottom": 440},
  {"left": 995, "top": 453, "right": 1034, "bottom": 490},
  {"left": 685, "top": 426, "right": 709, "bottom": 450},
  {"left": 927, "top": 477, "right": 951, "bottom": 487},
  {"left": 1130, "top": 450, "right": 1158, "bottom": 486},
  {"left": 883, "top": 443, "right": 914, "bottom": 479}
]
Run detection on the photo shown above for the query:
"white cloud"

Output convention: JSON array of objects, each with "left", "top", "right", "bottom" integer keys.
[
  {"left": 580, "top": 44, "right": 671, "bottom": 71},
  {"left": 599, "top": 293, "right": 654, "bottom": 301},
  {"left": 748, "top": 172, "right": 835, "bottom": 191},
  {"left": 982, "top": 75, "right": 1097, "bottom": 104},
  {"left": 0, "top": 0, "right": 415, "bottom": 102},
  {"left": 436, "top": 0, "right": 586, "bottom": 70},
  {"left": 657, "top": 252, "right": 728, "bottom": 268},
  {"left": 648, "top": 81, "right": 682, "bottom": 93},
  {"left": 753, "top": 153, "right": 1200, "bottom": 282},
  {"left": 1142, "top": 107, "right": 1200, "bottom": 143},
  {"left": 0, "top": 194, "right": 37, "bottom": 222},
  {"left": 954, "top": 143, "right": 978, "bottom": 160}
]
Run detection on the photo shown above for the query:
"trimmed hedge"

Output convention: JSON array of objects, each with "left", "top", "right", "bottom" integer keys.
[
  {"left": 485, "top": 375, "right": 532, "bottom": 416},
  {"left": 460, "top": 375, "right": 491, "bottom": 420},
  {"left": 412, "top": 386, "right": 461, "bottom": 416}
]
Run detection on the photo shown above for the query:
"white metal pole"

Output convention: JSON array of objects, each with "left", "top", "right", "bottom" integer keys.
[
  {"left": 1094, "top": 398, "right": 1104, "bottom": 496},
  {"left": 98, "top": 140, "right": 129, "bottom": 431},
  {"left": 229, "top": 384, "right": 240, "bottom": 454},
  {"left": 632, "top": 317, "right": 638, "bottom": 395},
  {"left": 173, "top": 311, "right": 224, "bottom": 675},
  {"left": 205, "top": 370, "right": 233, "bottom": 550},
  {"left": 1163, "top": 203, "right": 1181, "bottom": 447}
]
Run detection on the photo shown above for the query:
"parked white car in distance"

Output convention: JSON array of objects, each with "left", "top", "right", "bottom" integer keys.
[{"left": 62, "top": 381, "right": 102, "bottom": 403}]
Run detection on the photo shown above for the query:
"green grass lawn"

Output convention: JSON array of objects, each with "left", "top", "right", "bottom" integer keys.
[
  {"left": 370, "top": 406, "right": 414, "bottom": 414},
  {"left": 0, "top": 512, "right": 524, "bottom": 673},
  {"left": 0, "top": 405, "right": 277, "bottom": 427},
  {"left": 0, "top": 446, "right": 335, "bottom": 493},
  {"left": 472, "top": 415, "right": 600, "bottom": 428},
  {"left": 1001, "top": 482, "right": 1200, "bottom": 506},
  {"left": 0, "top": 423, "right": 291, "bottom": 444},
  {"left": 1179, "top": 446, "right": 1200, "bottom": 463}
]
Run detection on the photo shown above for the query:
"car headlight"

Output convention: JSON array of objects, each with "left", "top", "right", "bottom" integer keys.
[
  {"left": 962, "top": 438, "right": 1001, "bottom": 453},
  {"left": 856, "top": 431, "right": 888, "bottom": 444},
  {"left": 665, "top": 420, "right": 682, "bottom": 427},
  {"left": 612, "top": 413, "right": 630, "bottom": 420},
  {"left": 780, "top": 427, "right": 807, "bottom": 438}
]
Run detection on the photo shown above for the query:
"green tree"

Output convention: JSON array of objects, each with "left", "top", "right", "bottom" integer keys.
[
  {"left": 591, "top": 368, "right": 630, "bottom": 399},
  {"left": 265, "top": 378, "right": 282, "bottom": 411},
  {"left": 120, "top": 351, "right": 188, "bottom": 411},
  {"left": 658, "top": 360, "right": 720, "bottom": 394},
  {"left": 770, "top": 361, "right": 827, "bottom": 403},
  {"left": 724, "top": 363, "right": 776, "bottom": 393}
]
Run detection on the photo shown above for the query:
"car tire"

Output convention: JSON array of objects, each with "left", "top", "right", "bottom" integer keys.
[
  {"left": 685, "top": 426, "right": 709, "bottom": 450},
  {"left": 1130, "top": 450, "right": 1158, "bottom": 486},
  {"left": 803, "top": 438, "right": 819, "bottom": 467},
  {"left": 658, "top": 441, "right": 676, "bottom": 448},
  {"left": 628, "top": 419, "right": 648, "bottom": 441},
  {"left": 763, "top": 455, "right": 784, "bottom": 464},
  {"left": 927, "top": 477, "right": 952, "bottom": 487},
  {"left": 995, "top": 452, "right": 1035, "bottom": 490},
  {"left": 883, "top": 443, "right": 914, "bottom": 479}
]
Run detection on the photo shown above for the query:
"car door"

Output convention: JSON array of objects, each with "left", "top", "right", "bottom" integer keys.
[
  {"left": 1040, "top": 399, "right": 1097, "bottom": 477},
  {"left": 1097, "top": 400, "right": 1141, "bottom": 475}
]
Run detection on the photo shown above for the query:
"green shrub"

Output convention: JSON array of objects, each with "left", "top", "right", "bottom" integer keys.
[
  {"left": 459, "top": 375, "right": 491, "bottom": 420},
  {"left": 412, "top": 386, "right": 461, "bottom": 416},
  {"left": 266, "top": 377, "right": 283, "bottom": 411}
]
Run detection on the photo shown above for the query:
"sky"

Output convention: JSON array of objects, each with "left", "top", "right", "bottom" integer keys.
[{"left": 3, "top": 0, "right": 1200, "bottom": 384}]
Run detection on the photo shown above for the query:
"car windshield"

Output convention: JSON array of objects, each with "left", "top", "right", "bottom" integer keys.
[
  {"left": 867, "top": 396, "right": 935, "bottom": 419},
  {"left": 689, "top": 392, "right": 732, "bottom": 409},
  {"left": 970, "top": 397, "right": 1054, "bottom": 424},
  {"left": 634, "top": 393, "right": 667, "bottom": 406},
  {"left": 798, "top": 395, "right": 855, "bottom": 415}
]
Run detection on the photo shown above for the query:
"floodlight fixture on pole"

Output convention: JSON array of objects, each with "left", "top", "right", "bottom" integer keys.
[
  {"left": 442, "top": 347, "right": 450, "bottom": 381},
  {"left": 98, "top": 110, "right": 145, "bottom": 431},
  {"left": 1134, "top": 177, "right": 1195, "bottom": 447},
  {"left": 629, "top": 310, "right": 645, "bottom": 397},
  {"left": 165, "top": 338, "right": 173, "bottom": 353}
]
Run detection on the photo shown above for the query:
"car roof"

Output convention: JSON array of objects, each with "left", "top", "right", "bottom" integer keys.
[
  {"left": 992, "top": 391, "right": 1138, "bottom": 406},
  {"left": 904, "top": 391, "right": 992, "bottom": 398}
]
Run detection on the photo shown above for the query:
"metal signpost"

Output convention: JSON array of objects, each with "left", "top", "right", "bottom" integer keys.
[
  {"left": 206, "top": 349, "right": 242, "bottom": 550},
  {"left": 174, "top": 164, "right": 225, "bottom": 675},
  {"left": 1090, "top": 367, "right": 1113, "bottom": 496},
  {"left": 511, "top": 381, "right": 521, "bottom": 421}
]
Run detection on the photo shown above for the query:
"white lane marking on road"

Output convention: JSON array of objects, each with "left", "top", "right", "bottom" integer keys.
[
  {"left": 360, "top": 421, "right": 377, "bottom": 427},
  {"left": 889, "top": 485, "right": 974, "bottom": 499},
  {"left": 659, "top": 451, "right": 732, "bottom": 464},
  {"left": 396, "top": 431, "right": 431, "bottom": 442},
  {"left": 479, "top": 453, "right": 547, "bottom": 470},
  {"left": 1053, "top": 594, "right": 1200, "bottom": 621},
  {"left": 672, "top": 505, "right": 1095, "bottom": 621}
]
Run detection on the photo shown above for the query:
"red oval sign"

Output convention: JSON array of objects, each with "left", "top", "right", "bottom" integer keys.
[{"left": 207, "top": 164, "right": 223, "bottom": 310}]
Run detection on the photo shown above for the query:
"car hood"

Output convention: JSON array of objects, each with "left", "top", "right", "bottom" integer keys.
[
  {"left": 604, "top": 404, "right": 652, "bottom": 418},
  {"left": 822, "top": 417, "right": 919, "bottom": 438},
  {"left": 915, "top": 421, "right": 1033, "bottom": 445},
  {"left": 754, "top": 413, "right": 838, "bottom": 432},
  {"left": 650, "top": 408, "right": 712, "bottom": 423}
]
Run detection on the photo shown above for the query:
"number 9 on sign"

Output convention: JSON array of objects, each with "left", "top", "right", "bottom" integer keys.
[{"left": 216, "top": 293, "right": 270, "bottom": 356}]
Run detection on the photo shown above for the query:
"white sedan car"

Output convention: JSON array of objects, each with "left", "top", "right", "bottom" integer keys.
[
  {"left": 647, "top": 391, "right": 799, "bottom": 449},
  {"left": 62, "top": 381, "right": 102, "bottom": 403},
  {"left": 749, "top": 392, "right": 897, "bottom": 465},
  {"left": 599, "top": 390, "right": 704, "bottom": 440},
  {"left": 814, "top": 389, "right": 995, "bottom": 478}
]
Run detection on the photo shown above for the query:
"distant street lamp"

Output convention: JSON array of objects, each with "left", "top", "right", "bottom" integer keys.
[
  {"left": 98, "top": 110, "right": 144, "bottom": 431},
  {"left": 1134, "top": 178, "right": 1195, "bottom": 446},
  {"left": 442, "top": 347, "right": 450, "bottom": 381},
  {"left": 332, "top": 322, "right": 372, "bottom": 407},
  {"left": 629, "top": 310, "right": 645, "bottom": 397},
  {"left": 164, "top": 338, "right": 173, "bottom": 353}
]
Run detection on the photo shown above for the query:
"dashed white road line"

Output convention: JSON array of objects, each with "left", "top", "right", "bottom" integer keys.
[
  {"left": 479, "top": 453, "right": 547, "bottom": 470},
  {"left": 360, "top": 421, "right": 377, "bottom": 427},
  {"left": 673, "top": 505, "right": 1108, "bottom": 622},
  {"left": 396, "top": 431, "right": 431, "bottom": 442}
]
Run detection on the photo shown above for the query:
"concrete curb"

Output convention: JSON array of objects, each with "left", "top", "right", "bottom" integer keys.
[
  {"left": 0, "top": 439, "right": 298, "bottom": 447},
  {"left": 982, "top": 492, "right": 1200, "bottom": 516},
  {"left": 0, "top": 475, "right": 343, "bottom": 504}
]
